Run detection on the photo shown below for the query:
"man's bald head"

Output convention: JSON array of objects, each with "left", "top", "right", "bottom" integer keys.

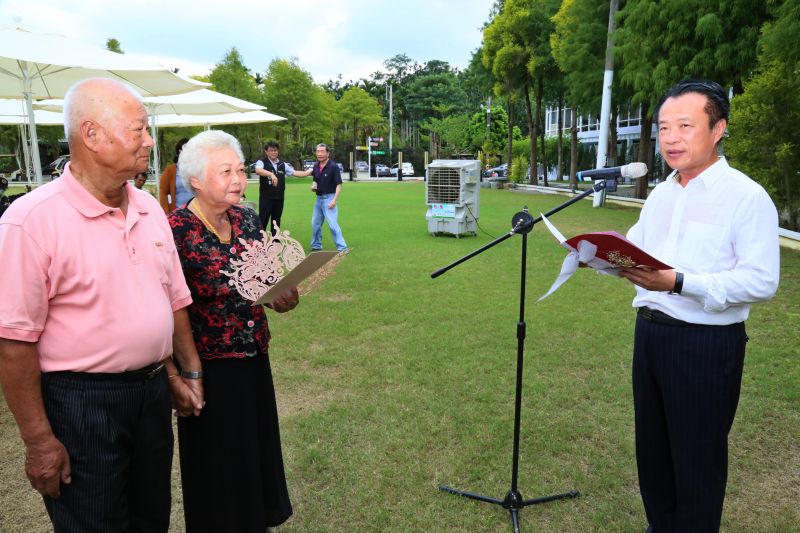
[
  {"left": 63, "top": 78, "right": 144, "bottom": 142},
  {"left": 62, "top": 78, "right": 153, "bottom": 181}
]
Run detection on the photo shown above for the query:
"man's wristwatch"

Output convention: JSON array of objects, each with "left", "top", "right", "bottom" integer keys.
[
  {"left": 669, "top": 272, "right": 684, "bottom": 295},
  {"left": 180, "top": 370, "right": 203, "bottom": 379}
]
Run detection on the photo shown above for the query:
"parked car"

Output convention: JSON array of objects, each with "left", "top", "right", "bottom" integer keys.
[
  {"left": 303, "top": 160, "right": 315, "bottom": 170},
  {"left": 482, "top": 163, "right": 508, "bottom": 178},
  {"left": 45, "top": 155, "right": 70, "bottom": 177},
  {"left": 375, "top": 163, "right": 390, "bottom": 176},
  {"left": 355, "top": 161, "right": 369, "bottom": 174},
  {"left": 390, "top": 162, "right": 414, "bottom": 177}
]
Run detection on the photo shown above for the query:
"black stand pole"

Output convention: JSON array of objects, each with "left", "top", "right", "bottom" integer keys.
[{"left": 431, "top": 180, "right": 609, "bottom": 532}]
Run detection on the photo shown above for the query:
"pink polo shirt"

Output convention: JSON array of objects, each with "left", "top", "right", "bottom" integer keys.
[{"left": 0, "top": 163, "right": 192, "bottom": 372}]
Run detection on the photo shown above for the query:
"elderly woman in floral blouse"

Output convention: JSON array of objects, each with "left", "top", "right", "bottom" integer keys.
[{"left": 165, "top": 130, "right": 297, "bottom": 532}]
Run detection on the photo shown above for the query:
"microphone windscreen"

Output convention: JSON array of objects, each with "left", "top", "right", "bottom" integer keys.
[{"left": 623, "top": 162, "right": 648, "bottom": 179}]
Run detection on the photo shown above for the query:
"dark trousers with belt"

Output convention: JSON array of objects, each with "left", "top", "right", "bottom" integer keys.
[
  {"left": 40, "top": 366, "right": 173, "bottom": 533},
  {"left": 633, "top": 311, "right": 748, "bottom": 532},
  {"left": 259, "top": 196, "right": 285, "bottom": 235}
]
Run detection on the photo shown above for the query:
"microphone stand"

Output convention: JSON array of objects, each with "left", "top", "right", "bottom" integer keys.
[{"left": 432, "top": 179, "right": 610, "bottom": 532}]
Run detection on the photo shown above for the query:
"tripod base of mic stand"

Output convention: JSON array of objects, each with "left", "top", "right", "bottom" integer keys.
[{"left": 439, "top": 484, "right": 580, "bottom": 533}]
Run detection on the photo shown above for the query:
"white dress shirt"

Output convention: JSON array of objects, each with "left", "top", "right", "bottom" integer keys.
[
  {"left": 627, "top": 156, "right": 779, "bottom": 325},
  {"left": 255, "top": 158, "right": 295, "bottom": 175}
]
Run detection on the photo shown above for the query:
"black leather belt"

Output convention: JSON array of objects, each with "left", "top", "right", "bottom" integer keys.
[
  {"left": 49, "top": 362, "right": 166, "bottom": 382},
  {"left": 637, "top": 306, "right": 690, "bottom": 327}
]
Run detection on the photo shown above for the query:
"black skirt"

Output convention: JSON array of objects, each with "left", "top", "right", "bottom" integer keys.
[{"left": 177, "top": 350, "right": 292, "bottom": 532}]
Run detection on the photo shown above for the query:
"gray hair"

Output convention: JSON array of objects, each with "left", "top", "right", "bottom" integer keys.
[
  {"left": 62, "top": 78, "right": 143, "bottom": 139},
  {"left": 178, "top": 130, "right": 245, "bottom": 192},
  {"left": 316, "top": 143, "right": 330, "bottom": 153}
]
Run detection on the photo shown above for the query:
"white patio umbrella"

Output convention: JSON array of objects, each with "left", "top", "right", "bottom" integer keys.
[
  {"left": 0, "top": 27, "right": 208, "bottom": 183},
  {"left": 155, "top": 110, "right": 286, "bottom": 129},
  {"left": 0, "top": 99, "right": 64, "bottom": 183},
  {"left": 36, "top": 89, "right": 269, "bottom": 174}
]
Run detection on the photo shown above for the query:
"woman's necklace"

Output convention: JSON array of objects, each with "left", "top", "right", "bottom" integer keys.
[{"left": 193, "top": 201, "right": 231, "bottom": 244}]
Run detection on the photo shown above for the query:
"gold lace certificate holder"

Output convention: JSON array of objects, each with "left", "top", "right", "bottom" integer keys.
[{"left": 254, "top": 251, "right": 339, "bottom": 306}]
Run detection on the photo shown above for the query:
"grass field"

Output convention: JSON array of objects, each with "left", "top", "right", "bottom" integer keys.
[{"left": 1, "top": 178, "right": 798, "bottom": 532}]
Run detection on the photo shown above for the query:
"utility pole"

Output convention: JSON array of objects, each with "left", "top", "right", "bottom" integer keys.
[
  {"left": 593, "top": 0, "right": 618, "bottom": 207},
  {"left": 387, "top": 83, "right": 393, "bottom": 167}
]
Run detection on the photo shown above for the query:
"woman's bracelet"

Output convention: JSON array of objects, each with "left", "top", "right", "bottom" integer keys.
[
  {"left": 168, "top": 374, "right": 180, "bottom": 380},
  {"left": 180, "top": 370, "right": 203, "bottom": 379}
]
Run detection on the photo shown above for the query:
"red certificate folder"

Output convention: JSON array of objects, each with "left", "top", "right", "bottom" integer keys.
[{"left": 564, "top": 231, "right": 671, "bottom": 270}]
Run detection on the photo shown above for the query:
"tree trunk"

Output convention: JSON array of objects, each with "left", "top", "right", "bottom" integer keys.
[
  {"left": 635, "top": 101, "right": 652, "bottom": 199},
  {"left": 506, "top": 99, "right": 514, "bottom": 174},
  {"left": 557, "top": 95, "right": 564, "bottom": 182},
  {"left": 570, "top": 123, "right": 578, "bottom": 190},
  {"left": 524, "top": 85, "right": 537, "bottom": 186},
  {"left": 538, "top": 77, "right": 546, "bottom": 186},
  {"left": 609, "top": 106, "right": 618, "bottom": 166},
  {"left": 783, "top": 167, "right": 797, "bottom": 230}
]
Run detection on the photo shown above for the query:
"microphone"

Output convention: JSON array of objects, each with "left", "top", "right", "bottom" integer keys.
[{"left": 576, "top": 162, "right": 648, "bottom": 182}]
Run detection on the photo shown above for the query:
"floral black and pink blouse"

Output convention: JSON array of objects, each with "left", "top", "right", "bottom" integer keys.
[{"left": 169, "top": 203, "right": 270, "bottom": 359}]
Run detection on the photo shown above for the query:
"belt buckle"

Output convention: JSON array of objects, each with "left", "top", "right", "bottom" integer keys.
[{"left": 144, "top": 363, "right": 165, "bottom": 380}]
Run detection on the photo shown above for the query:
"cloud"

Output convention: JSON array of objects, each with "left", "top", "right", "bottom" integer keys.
[{"left": 1, "top": 0, "right": 493, "bottom": 83}]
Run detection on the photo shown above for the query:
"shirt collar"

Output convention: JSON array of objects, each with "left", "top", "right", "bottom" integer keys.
[
  {"left": 671, "top": 156, "right": 728, "bottom": 190},
  {"left": 59, "top": 162, "right": 150, "bottom": 218}
]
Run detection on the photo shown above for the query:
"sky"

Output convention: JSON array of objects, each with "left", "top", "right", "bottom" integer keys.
[{"left": 0, "top": 0, "right": 496, "bottom": 83}]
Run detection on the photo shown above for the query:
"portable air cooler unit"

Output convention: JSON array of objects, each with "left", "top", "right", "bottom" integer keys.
[{"left": 425, "top": 159, "right": 481, "bottom": 237}]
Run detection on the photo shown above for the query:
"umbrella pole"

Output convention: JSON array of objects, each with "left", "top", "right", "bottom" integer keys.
[
  {"left": 150, "top": 114, "right": 160, "bottom": 191},
  {"left": 18, "top": 124, "right": 33, "bottom": 184},
  {"left": 21, "top": 64, "right": 44, "bottom": 185}
]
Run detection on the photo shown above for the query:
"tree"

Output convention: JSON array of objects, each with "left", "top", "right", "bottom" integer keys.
[
  {"left": 727, "top": 0, "right": 800, "bottom": 230},
  {"left": 483, "top": 0, "right": 560, "bottom": 185},
  {"left": 551, "top": 0, "right": 611, "bottom": 187},
  {"left": 616, "top": 0, "right": 771, "bottom": 197},
  {"left": 106, "top": 38, "right": 123, "bottom": 54},
  {"left": 337, "top": 87, "right": 383, "bottom": 154},
  {"left": 262, "top": 58, "right": 332, "bottom": 164},
  {"left": 206, "top": 48, "right": 264, "bottom": 160}
]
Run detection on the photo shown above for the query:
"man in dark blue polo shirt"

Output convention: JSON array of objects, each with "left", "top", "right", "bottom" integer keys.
[{"left": 293, "top": 143, "right": 348, "bottom": 252}]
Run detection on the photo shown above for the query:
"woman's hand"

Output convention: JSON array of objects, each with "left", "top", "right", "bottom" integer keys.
[
  {"left": 271, "top": 287, "right": 299, "bottom": 313},
  {"left": 168, "top": 375, "right": 205, "bottom": 417}
]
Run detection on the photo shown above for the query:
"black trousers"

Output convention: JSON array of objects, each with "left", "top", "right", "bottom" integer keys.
[
  {"left": 40, "top": 371, "right": 173, "bottom": 533},
  {"left": 633, "top": 314, "right": 747, "bottom": 533},
  {"left": 259, "top": 196, "right": 285, "bottom": 235}
]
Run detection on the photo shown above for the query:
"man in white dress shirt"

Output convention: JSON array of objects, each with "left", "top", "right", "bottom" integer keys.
[{"left": 619, "top": 79, "right": 780, "bottom": 533}]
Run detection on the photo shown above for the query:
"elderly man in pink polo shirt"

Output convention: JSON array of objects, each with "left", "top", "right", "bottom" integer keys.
[{"left": 0, "top": 78, "right": 204, "bottom": 532}]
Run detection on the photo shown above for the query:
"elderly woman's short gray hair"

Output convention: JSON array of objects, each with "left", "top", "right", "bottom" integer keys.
[{"left": 178, "top": 130, "right": 245, "bottom": 192}]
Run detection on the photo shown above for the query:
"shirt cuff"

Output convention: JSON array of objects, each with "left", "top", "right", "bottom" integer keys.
[
  {"left": 171, "top": 295, "right": 193, "bottom": 312},
  {"left": 679, "top": 272, "right": 705, "bottom": 298},
  {"left": 0, "top": 325, "right": 41, "bottom": 343}
]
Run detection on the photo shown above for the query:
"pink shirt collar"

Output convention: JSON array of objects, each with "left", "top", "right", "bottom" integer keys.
[{"left": 60, "top": 162, "right": 151, "bottom": 219}]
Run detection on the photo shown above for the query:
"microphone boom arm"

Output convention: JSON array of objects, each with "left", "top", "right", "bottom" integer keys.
[{"left": 430, "top": 179, "right": 609, "bottom": 279}]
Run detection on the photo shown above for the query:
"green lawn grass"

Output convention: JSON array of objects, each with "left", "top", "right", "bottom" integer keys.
[{"left": 1, "top": 179, "right": 797, "bottom": 532}]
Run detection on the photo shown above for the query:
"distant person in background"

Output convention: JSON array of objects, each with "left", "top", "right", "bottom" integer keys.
[
  {"left": 292, "top": 143, "right": 348, "bottom": 252},
  {"left": 133, "top": 172, "right": 148, "bottom": 190},
  {"left": 619, "top": 79, "right": 780, "bottom": 532},
  {"left": 254, "top": 140, "right": 294, "bottom": 234},
  {"left": 159, "top": 137, "right": 191, "bottom": 213}
]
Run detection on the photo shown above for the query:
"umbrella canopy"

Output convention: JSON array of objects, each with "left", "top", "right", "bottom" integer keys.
[
  {"left": 156, "top": 110, "right": 286, "bottom": 129},
  {"left": 35, "top": 89, "right": 268, "bottom": 172},
  {"left": 0, "top": 27, "right": 208, "bottom": 183}
]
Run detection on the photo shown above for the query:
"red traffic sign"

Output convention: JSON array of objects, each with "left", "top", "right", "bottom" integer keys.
[{"left": 369, "top": 142, "right": 379, "bottom": 147}]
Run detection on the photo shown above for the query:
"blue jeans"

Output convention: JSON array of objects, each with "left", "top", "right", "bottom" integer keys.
[{"left": 311, "top": 193, "right": 347, "bottom": 251}]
